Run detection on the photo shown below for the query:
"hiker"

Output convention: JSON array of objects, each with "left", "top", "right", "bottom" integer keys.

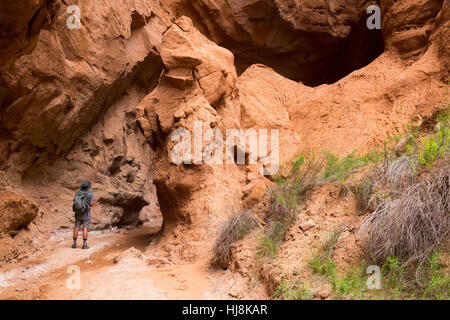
[{"left": 72, "top": 181, "right": 95, "bottom": 249}]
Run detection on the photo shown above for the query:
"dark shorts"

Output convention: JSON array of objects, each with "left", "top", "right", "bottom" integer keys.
[{"left": 75, "top": 214, "right": 90, "bottom": 229}]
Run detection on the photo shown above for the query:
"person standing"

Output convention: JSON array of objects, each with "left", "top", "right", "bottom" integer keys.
[{"left": 72, "top": 181, "right": 95, "bottom": 249}]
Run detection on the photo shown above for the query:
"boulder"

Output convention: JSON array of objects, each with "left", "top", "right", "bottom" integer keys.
[
  {"left": 160, "top": 16, "right": 237, "bottom": 107},
  {"left": 313, "top": 283, "right": 332, "bottom": 300},
  {"left": 0, "top": 192, "right": 39, "bottom": 234},
  {"left": 113, "top": 247, "right": 146, "bottom": 264},
  {"left": 299, "top": 220, "right": 316, "bottom": 232},
  {"left": 139, "top": 203, "right": 163, "bottom": 227}
]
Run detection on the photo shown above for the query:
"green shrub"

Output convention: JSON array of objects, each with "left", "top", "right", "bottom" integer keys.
[
  {"left": 308, "top": 228, "right": 345, "bottom": 291},
  {"left": 368, "top": 250, "right": 450, "bottom": 300},
  {"left": 422, "top": 250, "right": 450, "bottom": 300},
  {"left": 416, "top": 110, "right": 449, "bottom": 169},
  {"left": 308, "top": 255, "right": 337, "bottom": 278},
  {"left": 274, "top": 280, "right": 313, "bottom": 300},
  {"left": 418, "top": 138, "right": 439, "bottom": 168},
  {"left": 335, "top": 263, "right": 367, "bottom": 297},
  {"left": 258, "top": 220, "right": 290, "bottom": 258},
  {"left": 322, "top": 151, "right": 382, "bottom": 183},
  {"left": 381, "top": 256, "right": 406, "bottom": 291}
]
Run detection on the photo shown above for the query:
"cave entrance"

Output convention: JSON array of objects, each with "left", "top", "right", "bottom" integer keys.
[
  {"left": 318, "top": 17, "right": 385, "bottom": 85},
  {"left": 229, "top": 14, "right": 384, "bottom": 86},
  {"left": 116, "top": 197, "right": 148, "bottom": 228}
]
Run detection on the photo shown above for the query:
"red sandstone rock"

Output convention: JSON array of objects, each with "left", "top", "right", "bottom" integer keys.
[
  {"left": 0, "top": 0, "right": 448, "bottom": 265},
  {"left": 0, "top": 192, "right": 39, "bottom": 234}
]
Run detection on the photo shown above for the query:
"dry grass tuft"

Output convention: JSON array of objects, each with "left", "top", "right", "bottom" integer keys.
[
  {"left": 361, "top": 162, "right": 450, "bottom": 266},
  {"left": 375, "top": 157, "right": 417, "bottom": 190},
  {"left": 212, "top": 209, "right": 257, "bottom": 269},
  {"left": 322, "top": 225, "right": 346, "bottom": 259},
  {"left": 351, "top": 179, "right": 375, "bottom": 213}
]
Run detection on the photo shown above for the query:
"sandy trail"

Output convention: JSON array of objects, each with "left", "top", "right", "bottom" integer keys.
[{"left": 0, "top": 227, "right": 264, "bottom": 300}]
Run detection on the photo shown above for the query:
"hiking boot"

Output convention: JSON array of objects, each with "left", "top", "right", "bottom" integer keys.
[
  {"left": 82, "top": 242, "right": 89, "bottom": 250},
  {"left": 72, "top": 242, "right": 77, "bottom": 249}
]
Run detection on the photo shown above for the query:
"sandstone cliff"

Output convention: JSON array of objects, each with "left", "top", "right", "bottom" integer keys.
[{"left": 0, "top": 0, "right": 448, "bottom": 267}]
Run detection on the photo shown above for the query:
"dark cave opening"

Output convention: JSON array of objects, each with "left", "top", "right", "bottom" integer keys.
[
  {"left": 114, "top": 196, "right": 148, "bottom": 228},
  {"left": 179, "top": 0, "right": 386, "bottom": 88},
  {"left": 232, "top": 18, "right": 385, "bottom": 87},
  {"left": 319, "top": 18, "right": 385, "bottom": 85},
  {"left": 166, "top": 0, "right": 386, "bottom": 86}
]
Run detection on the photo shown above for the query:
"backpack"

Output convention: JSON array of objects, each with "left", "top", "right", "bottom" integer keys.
[{"left": 73, "top": 191, "right": 90, "bottom": 215}]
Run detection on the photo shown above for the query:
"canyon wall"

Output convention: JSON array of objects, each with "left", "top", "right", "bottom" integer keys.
[
  {"left": 0, "top": 0, "right": 171, "bottom": 262},
  {"left": 0, "top": 0, "right": 448, "bottom": 264}
]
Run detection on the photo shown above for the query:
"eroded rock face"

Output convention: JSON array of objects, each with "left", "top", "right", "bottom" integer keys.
[
  {"left": 0, "top": 0, "right": 57, "bottom": 70},
  {"left": 139, "top": 201, "right": 163, "bottom": 227},
  {"left": 0, "top": 0, "right": 171, "bottom": 261},
  {"left": 381, "top": 0, "right": 445, "bottom": 60},
  {"left": 0, "top": 0, "right": 171, "bottom": 185},
  {"left": 160, "top": 0, "right": 384, "bottom": 85},
  {"left": 433, "top": 0, "right": 450, "bottom": 72},
  {"left": 137, "top": 17, "right": 273, "bottom": 262},
  {"left": 21, "top": 86, "right": 161, "bottom": 230}
]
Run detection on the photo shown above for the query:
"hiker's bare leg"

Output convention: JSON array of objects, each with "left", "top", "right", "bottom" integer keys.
[
  {"left": 82, "top": 227, "right": 89, "bottom": 249},
  {"left": 72, "top": 227, "right": 79, "bottom": 248},
  {"left": 73, "top": 227, "right": 79, "bottom": 239}
]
